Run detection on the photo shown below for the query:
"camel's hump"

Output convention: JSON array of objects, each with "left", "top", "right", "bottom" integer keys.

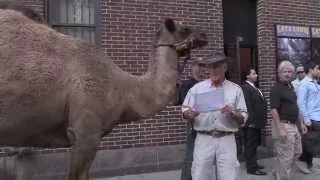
[{"left": 0, "top": 9, "right": 36, "bottom": 23}]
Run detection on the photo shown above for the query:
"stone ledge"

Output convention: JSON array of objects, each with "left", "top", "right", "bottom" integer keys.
[
  {"left": 0, "top": 145, "right": 185, "bottom": 179},
  {"left": 0, "top": 142, "right": 277, "bottom": 179}
]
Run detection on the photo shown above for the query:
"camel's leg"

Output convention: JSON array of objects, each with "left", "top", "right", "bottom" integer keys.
[{"left": 67, "top": 112, "right": 101, "bottom": 180}]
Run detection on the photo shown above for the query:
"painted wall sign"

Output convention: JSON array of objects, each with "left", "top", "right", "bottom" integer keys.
[{"left": 276, "top": 25, "right": 310, "bottom": 38}]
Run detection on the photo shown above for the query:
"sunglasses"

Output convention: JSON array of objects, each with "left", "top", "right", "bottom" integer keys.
[{"left": 297, "top": 71, "right": 304, "bottom": 74}]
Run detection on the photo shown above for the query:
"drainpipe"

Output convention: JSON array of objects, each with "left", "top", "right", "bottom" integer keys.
[{"left": 235, "top": 36, "right": 243, "bottom": 84}]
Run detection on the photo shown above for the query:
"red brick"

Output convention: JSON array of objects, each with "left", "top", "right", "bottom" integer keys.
[{"left": 257, "top": 0, "right": 320, "bottom": 136}]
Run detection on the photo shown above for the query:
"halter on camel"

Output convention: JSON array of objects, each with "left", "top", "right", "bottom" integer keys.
[{"left": 156, "top": 37, "right": 200, "bottom": 75}]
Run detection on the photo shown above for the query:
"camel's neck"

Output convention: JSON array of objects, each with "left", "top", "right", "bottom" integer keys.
[
  {"left": 149, "top": 46, "right": 178, "bottom": 86},
  {"left": 127, "top": 46, "right": 178, "bottom": 118}
]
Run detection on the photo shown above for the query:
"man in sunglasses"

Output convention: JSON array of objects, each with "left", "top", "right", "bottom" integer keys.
[{"left": 292, "top": 65, "right": 306, "bottom": 93}]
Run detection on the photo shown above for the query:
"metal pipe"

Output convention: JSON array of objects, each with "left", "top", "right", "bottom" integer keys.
[{"left": 235, "top": 36, "right": 243, "bottom": 83}]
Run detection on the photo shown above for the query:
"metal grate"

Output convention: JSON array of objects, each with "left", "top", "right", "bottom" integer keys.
[{"left": 48, "top": 0, "right": 96, "bottom": 43}]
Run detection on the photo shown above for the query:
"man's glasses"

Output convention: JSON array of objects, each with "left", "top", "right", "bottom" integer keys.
[{"left": 297, "top": 71, "right": 304, "bottom": 74}]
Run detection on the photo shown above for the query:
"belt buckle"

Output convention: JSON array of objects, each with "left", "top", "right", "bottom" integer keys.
[{"left": 210, "top": 131, "right": 224, "bottom": 138}]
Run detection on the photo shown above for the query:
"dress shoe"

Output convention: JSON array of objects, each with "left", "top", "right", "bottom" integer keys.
[{"left": 247, "top": 169, "right": 267, "bottom": 176}]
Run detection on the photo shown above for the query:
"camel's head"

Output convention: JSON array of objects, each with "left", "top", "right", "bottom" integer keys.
[{"left": 156, "top": 18, "right": 208, "bottom": 56}]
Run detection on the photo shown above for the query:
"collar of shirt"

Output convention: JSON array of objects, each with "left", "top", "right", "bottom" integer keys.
[
  {"left": 210, "top": 79, "right": 226, "bottom": 88},
  {"left": 304, "top": 76, "right": 316, "bottom": 83},
  {"left": 279, "top": 80, "right": 293, "bottom": 88},
  {"left": 246, "top": 80, "right": 255, "bottom": 88},
  {"left": 247, "top": 80, "right": 264, "bottom": 97},
  {"left": 292, "top": 78, "right": 301, "bottom": 83}
]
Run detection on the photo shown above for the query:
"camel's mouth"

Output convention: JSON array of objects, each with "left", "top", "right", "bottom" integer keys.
[
  {"left": 190, "top": 31, "right": 208, "bottom": 48},
  {"left": 175, "top": 33, "right": 208, "bottom": 56}
]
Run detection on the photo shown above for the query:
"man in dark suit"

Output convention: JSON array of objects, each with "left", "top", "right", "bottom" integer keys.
[
  {"left": 241, "top": 68, "right": 268, "bottom": 175},
  {"left": 179, "top": 59, "right": 203, "bottom": 180}
]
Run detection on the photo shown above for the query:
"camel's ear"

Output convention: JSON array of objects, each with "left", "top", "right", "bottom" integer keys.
[{"left": 164, "top": 18, "right": 176, "bottom": 33}]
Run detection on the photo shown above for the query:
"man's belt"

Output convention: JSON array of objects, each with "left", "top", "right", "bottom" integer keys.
[
  {"left": 280, "top": 120, "right": 295, "bottom": 125},
  {"left": 196, "top": 130, "right": 234, "bottom": 138}
]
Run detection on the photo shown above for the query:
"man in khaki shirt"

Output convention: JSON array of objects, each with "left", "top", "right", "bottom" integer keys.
[{"left": 182, "top": 53, "right": 248, "bottom": 180}]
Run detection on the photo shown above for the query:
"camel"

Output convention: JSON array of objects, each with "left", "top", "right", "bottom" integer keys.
[{"left": 0, "top": 6, "right": 207, "bottom": 180}]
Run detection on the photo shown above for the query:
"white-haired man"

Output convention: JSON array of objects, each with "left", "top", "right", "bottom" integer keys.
[{"left": 270, "top": 60, "right": 308, "bottom": 180}]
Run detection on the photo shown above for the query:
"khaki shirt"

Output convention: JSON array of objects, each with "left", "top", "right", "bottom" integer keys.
[{"left": 182, "top": 79, "right": 248, "bottom": 132}]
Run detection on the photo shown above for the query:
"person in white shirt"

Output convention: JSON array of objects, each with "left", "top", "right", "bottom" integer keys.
[
  {"left": 182, "top": 53, "right": 248, "bottom": 180},
  {"left": 292, "top": 65, "right": 305, "bottom": 93}
]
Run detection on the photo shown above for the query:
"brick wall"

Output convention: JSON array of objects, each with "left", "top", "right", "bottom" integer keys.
[
  {"left": 99, "top": 0, "right": 223, "bottom": 150},
  {"left": 100, "top": 0, "right": 223, "bottom": 75},
  {"left": 2, "top": 0, "right": 223, "bottom": 153},
  {"left": 257, "top": 0, "right": 320, "bottom": 136}
]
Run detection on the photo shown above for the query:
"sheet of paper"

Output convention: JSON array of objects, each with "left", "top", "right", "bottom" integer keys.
[{"left": 194, "top": 89, "right": 225, "bottom": 113}]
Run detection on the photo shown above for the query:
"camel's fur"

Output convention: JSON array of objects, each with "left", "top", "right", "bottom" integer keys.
[
  {"left": 0, "top": 6, "right": 207, "bottom": 180},
  {"left": 0, "top": 0, "right": 45, "bottom": 23}
]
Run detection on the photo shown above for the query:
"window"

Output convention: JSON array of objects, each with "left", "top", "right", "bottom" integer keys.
[{"left": 48, "top": 0, "right": 96, "bottom": 43}]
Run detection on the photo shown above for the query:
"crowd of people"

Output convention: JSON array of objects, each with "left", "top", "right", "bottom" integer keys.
[{"left": 177, "top": 53, "right": 320, "bottom": 180}]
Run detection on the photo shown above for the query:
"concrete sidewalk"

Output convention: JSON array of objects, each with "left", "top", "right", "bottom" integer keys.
[{"left": 98, "top": 158, "right": 320, "bottom": 180}]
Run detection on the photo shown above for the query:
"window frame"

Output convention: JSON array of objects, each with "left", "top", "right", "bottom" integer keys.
[{"left": 46, "top": 0, "right": 101, "bottom": 45}]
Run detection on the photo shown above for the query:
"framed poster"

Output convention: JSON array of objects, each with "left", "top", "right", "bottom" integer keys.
[
  {"left": 276, "top": 25, "right": 311, "bottom": 68},
  {"left": 277, "top": 38, "right": 311, "bottom": 67}
]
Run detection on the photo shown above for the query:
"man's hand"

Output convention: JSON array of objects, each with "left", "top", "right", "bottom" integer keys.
[
  {"left": 183, "top": 109, "right": 199, "bottom": 120},
  {"left": 305, "top": 119, "right": 312, "bottom": 126},
  {"left": 221, "top": 105, "right": 233, "bottom": 114},
  {"left": 222, "top": 105, "right": 244, "bottom": 124},
  {"left": 278, "top": 128, "right": 287, "bottom": 143}
]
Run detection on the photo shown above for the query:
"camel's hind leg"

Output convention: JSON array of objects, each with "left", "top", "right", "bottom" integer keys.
[{"left": 67, "top": 111, "right": 102, "bottom": 180}]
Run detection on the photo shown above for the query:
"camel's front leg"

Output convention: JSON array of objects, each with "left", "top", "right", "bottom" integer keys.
[{"left": 67, "top": 112, "right": 102, "bottom": 180}]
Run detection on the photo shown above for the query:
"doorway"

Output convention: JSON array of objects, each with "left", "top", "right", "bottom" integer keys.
[
  {"left": 240, "top": 45, "right": 258, "bottom": 83},
  {"left": 222, "top": 0, "right": 257, "bottom": 84}
]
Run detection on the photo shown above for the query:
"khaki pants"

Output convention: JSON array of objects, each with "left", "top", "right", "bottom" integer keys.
[
  {"left": 192, "top": 133, "right": 239, "bottom": 180},
  {"left": 275, "top": 122, "right": 302, "bottom": 180}
]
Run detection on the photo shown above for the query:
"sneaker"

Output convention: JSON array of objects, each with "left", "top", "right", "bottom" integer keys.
[
  {"left": 296, "top": 161, "right": 312, "bottom": 174},
  {"left": 311, "top": 166, "right": 320, "bottom": 174}
]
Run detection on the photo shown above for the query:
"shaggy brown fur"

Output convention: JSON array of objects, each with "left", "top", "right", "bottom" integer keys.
[
  {"left": 0, "top": 7, "right": 207, "bottom": 180},
  {"left": 0, "top": 0, "right": 45, "bottom": 23}
]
